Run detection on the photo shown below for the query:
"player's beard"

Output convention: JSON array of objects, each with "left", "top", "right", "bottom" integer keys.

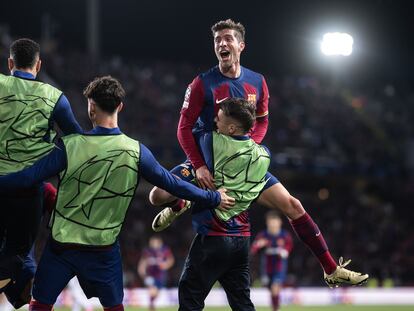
[{"left": 220, "top": 57, "right": 240, "bottom": 76}]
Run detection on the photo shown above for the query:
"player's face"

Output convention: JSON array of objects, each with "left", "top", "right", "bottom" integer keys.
[
  {"left": 267, "top": 217, "right": 282, "bottom": 235},
  {"left": 149, "top": 237, "right": 162, "bottom": 249},
  {"left": 214, "top": 29, "right": 245, "bottom": 68},
  {"left": 215, "top": 109, "right": 238, "bottom": 136}
]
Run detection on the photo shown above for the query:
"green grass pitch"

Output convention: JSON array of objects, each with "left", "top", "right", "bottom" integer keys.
[{"left": 56, "top": 306, "right": 414, "bottom": 311}]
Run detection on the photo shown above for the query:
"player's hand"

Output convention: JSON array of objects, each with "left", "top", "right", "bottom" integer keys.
[
  {"left": 254, "top": 238, "right": 269, "bottom": 249},
  {"left": 276, "top": 247, "right": 289, "bottom": 259},
  {"left": 195, "top": 165, "right": 216, "bottom": 190},
  {"left": 217, "top": 188, "right": 235, "bottom": 210}
]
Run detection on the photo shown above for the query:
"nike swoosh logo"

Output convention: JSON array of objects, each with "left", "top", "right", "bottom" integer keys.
[
  {"left": 315, "top": 231, "right": 321, "bottom": 237},
  {"left": 215, "top": 97, "right": 228, "bottom": 104},
  {"left": 337, "top": 277, "right": 351, "bottom": 281}
]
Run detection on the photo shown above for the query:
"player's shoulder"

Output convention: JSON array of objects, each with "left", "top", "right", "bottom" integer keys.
[
  {"left": 241, "top": 66, "right": 265, "bottom": 83},
  {"left": 198, "top": 66, "right": 220, "bottom": 79}
]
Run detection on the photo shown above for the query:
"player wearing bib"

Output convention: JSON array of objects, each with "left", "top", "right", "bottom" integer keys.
[
  {"left": 0, "top": 38, "right": 81, "bottom": 307},
  {"left": 150, "top": 19, "right": 368, "bottom": 288},
  {"left": 0, "top": 76, "right": 234, "bottom": 311}
]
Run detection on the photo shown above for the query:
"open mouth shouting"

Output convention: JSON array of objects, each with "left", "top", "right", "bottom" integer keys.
[{"left": 219, "top": 50, "right": 231, "bottom": 62}]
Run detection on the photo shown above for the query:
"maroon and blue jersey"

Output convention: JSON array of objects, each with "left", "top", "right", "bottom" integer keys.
[
  {"left": 178, "top": 65, "right": 269, "bottom": 170},
  {"left": 251, "top": 229, "right": 293, "bottom": 277},
  {"left": 141, "top": 245, "right": 173, "bottom": 279}
]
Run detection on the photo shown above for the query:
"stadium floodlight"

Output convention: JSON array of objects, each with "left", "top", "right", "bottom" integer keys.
[{"left": 321, "top": 32, "right": 353, "bottom": 56}]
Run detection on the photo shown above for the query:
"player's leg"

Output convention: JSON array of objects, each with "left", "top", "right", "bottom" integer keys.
[
  {"left": 147, "top": 285, "right": 158, "bottom": 311},
  {"left": 3, "top": 246, "right": 36, "bottom": 308},
  {"left": 178, "top": 235, "right": 227, "bottom": 311},
  {"left": 218, "top": 237, "right": 255, "bottom": 311},
  {"left": 29, "top": 242, "right": 75, "bottom": 311},
  {"left": 150, "top": 161, "right": 194, "bottom": 231},
  {"left": 257, "top": 173, "right": 368, "bottom": 286},
  {"left": 270, "top": 282, "right": 282, "bottom": 311},
  {"left": 0, "top": 189, "right": 42, "bottom": 289},
  {"left": 76, "top": 242, "right": 124, "bottom": 311}
]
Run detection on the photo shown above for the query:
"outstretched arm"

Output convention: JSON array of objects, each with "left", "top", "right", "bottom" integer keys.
[
  {"left": 0, "top": 141, "right": 66, "bottom": 190},
  {"left": 139, "top": 143, "right": 221, "bottom": 208}
]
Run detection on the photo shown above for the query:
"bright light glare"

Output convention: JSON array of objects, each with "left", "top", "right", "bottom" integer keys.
[{"left": 321, "top": 32, "right": 353, "bottom": 56}]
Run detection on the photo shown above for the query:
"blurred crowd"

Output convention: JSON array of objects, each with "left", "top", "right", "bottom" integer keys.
[{"left": 1, "top": 30, "right": 413, "bottom": 287}]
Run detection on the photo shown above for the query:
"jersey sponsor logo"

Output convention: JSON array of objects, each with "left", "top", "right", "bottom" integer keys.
[
  {"left": 182, "top": 86, "right": 191, "bottom": 109},
  {"left": 215, "top": 97, "right": 228, "bottom": 104},
  {"left": 247, "top": 93, "right": 257, "bottom": 105}
]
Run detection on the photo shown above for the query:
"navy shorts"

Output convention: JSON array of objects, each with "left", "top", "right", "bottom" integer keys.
[
  {"left": 178, "top": 234, "right": 255, "bottom": 311},
  {"left": 1, "top": 248, "right": 36, "bottom": 308},
  {"left": 33, "top": 240, "right": 123, "bottom": 307},
  {"left": 171, "top": 160, "right": 279, "bottom": 191}
]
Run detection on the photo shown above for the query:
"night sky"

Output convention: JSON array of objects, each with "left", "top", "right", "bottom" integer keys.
[{"left": 1, "top": 0, "right": 414, "bottom": 80}]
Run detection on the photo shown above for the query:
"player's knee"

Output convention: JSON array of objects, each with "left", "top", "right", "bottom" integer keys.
[
  {"left": 286, "top": 195, "right": 305, "bottom": 219},
  {"left": 149, "top": 187, "right": 165, "bottom": 206}
]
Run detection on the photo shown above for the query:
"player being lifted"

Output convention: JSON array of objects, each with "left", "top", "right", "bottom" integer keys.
[
  {"left": 149, "top": 19, "right": 368, "bottom": 288},
  {"left": 251, "top": 211, "right": 293, "bottom": 311}
]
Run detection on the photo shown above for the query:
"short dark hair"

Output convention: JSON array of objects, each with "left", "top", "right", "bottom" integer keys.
[
  {"left": 219, "top": 98, "right": 255, "bottom": 133},
  {"left": 83, "top": 76, "right": 125, "bottom": 114},
  {"left": 10, "top": 38, "right": 40, "bottom": 69},
  {"left": 266, "top": 210, "right": 281, "bottom": 220},
  {"left": 211, "top": 19, "right": 245, "bottom": 42}
]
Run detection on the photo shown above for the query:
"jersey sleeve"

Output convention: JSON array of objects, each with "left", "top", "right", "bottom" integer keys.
[
  {"left": 0, "top": 140, "right": 67, "bottom": 191},
  {"left": 139, "top": 143, "right": 220, "bottom": 207},
  {"left": 250, "top": 76, "right": 269, "bottom": 143},
  {"left": 52, "top": 94, "right": 83, "bottom": 135},
  {"left": 177, "top": 76, "right": 207, "bottom": 170},
  {"left": 256, "top": 76, "right": 269, "bottom": 118},
  {"left": 251, "top": 231, "right": 266, "bottom": 255}
]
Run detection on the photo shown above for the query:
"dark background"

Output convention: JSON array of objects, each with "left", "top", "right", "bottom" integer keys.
[
  {"left": 1, "top": 0, "right": 414, "bottom": 288},
  {"left": 1, "top": 0, "right": 414, "bottom": 80}
]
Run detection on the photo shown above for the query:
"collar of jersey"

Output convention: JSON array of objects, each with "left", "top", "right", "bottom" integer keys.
[{"left": 13, "top": 70, "right": 35, "bottom": 80}]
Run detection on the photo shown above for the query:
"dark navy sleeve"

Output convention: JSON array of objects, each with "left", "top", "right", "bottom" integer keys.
[
  {"left": 52, "top": 94, "right": 83, "bottom": 134},
  {"left": 139, "top": 143, "right": 220, "bottom": 208},
  {"left": 0, "top": 140, "right": 67, "bottom": 190},
  {"left": 196, "top": 131, "right": 214, "bottom": 173}
]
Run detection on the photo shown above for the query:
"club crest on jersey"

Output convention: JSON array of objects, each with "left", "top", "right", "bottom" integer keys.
[
  {"left": 181, "top": 168, "right": 191, "bottom": 177},
  {"left": 182, "top": 86, "right": 191, "bottom": 109},
  {"left": 247, "top": 94, "right": 257, "bottom": 105}
]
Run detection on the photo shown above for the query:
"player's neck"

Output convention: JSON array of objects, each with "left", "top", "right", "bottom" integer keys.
[
  {"left": 219, "top": 62, "right": 241, "bottom": 78},
  {"left": 93, "top": 114, "right": 118, "bottom": 129}
]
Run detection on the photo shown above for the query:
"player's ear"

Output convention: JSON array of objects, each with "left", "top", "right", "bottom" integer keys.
[
  {"left": 117, "top": 102, "right": 124, "bottom": 113},
  {"left": 8, "top": 58, "right": 14, "bottom": 72},
  {"left": 35, "top": 59, "right": 42, "bottom": 74},
  {"left": 239, "top": 41, "right": 245, "bottom": 52}
]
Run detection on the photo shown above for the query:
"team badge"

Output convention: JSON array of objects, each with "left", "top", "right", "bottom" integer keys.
[
  {"left": 182, "top": 86, "right": 191, "bottom": 109},
  {"left": 181, "top": 168, "right": 191, "bottom": 177},
  {"left": 247, "top": 93, "right": 257, "bottom": 105}
]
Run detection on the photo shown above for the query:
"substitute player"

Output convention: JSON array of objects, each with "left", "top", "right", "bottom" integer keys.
[
  {"left": 251, "top": 211, "right": 293, "bottom": 311},
  {"left": 149, "top": 19, "right": 368, "bottom": 288},
  {"left": 0, "top": 76, "right": 234, "bottom": 311},
  {"left": 138, "top": 236, "right": 174, "bottom": 311},
  {"left": 0, "top": 38, "right": 82, "bottom": 307}
]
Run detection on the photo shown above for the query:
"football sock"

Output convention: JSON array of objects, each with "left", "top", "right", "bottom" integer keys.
[
  {"left": 290, "top": 213, "right": 337, "bottom": 274},
  {"left": 104, "top": 304, "right": 124, "bottom": 311},
  {"left": 271, "top": 294, "right": 280, "bottom": 311},
  {"left": 29, "top": 300, "right": 53, "bottom": 311}
]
